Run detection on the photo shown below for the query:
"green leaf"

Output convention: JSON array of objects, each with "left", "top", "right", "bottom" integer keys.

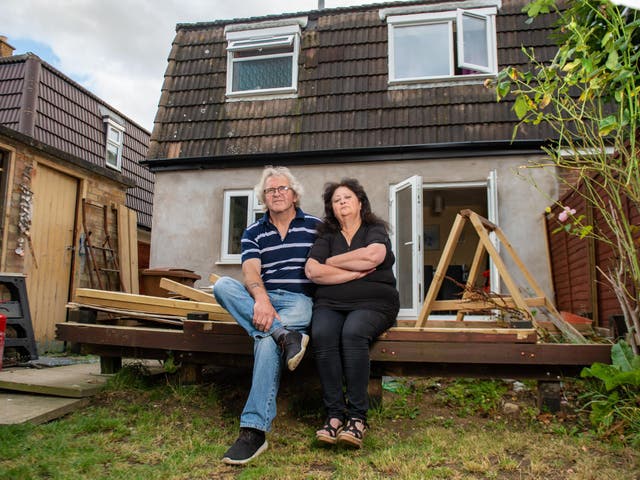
[
  {"left": 577, "top": 225, "right": 593, "bottom": 239},
  {"left": 513, "top": 95, "right": 529, "bottom": 119},
  {"left": 611, "top": 340, "right": 635, "bottom": 372},
  {"left": 606, "top": 50, "right": 619, "bottom": 71},
  {"left": 598, "top": 115, "right": 618, "bottom": 136},
  {"left": 496, "top": 81, "right": 511, "bottom": 100}
]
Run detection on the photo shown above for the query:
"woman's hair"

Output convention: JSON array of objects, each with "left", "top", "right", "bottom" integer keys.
[
  {"left": 319, "top": 178, "right": 388, "bottom": 234},
  {"left": 255, "top": 166, "right": 304, "bottom": 208}
]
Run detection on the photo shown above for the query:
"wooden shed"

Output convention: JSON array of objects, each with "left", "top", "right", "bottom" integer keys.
[{"left": 0, "top": 40, "right": 154, "bottom": 353}]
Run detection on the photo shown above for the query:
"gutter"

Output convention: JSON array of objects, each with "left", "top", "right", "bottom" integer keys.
[{"left": 141, "top": 140, "right": 550, "bottom": 173}]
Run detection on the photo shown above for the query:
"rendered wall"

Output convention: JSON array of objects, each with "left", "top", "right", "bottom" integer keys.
[{"left": 150, "top": 155, "right": 558, "bottom": 299}]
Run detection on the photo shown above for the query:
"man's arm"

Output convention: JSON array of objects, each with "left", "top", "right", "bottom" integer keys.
[
  {"left": 242, "top": 258, "right": 280, "bottom": 332},
  {"left": 325, "top": 243, "right": 386, "bottom": 271},
  {"left": 305, "top": 258, "right": 373, "bottom": 285}
]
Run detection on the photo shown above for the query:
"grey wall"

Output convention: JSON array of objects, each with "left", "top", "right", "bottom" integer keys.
[{"left": 150, "top": 155, "right": 557, "bottom": 299}]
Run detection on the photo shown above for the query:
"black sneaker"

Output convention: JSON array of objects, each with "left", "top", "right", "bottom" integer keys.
[
  {"left": 278, "top": 330, "right": 309, "bottom": 371},
  {"left": 222, "top": 428, "right": 268, "bottom": 465}
]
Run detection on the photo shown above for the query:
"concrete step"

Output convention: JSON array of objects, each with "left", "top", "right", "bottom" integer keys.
[{"left": 0, "top": 361, "right": 108, "bottom": 425}]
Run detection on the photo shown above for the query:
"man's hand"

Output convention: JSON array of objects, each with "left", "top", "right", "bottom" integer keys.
[{"left": 252, "top": 295, "right": 280, "bottom": 332}]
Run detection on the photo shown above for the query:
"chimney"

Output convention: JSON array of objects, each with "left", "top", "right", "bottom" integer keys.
[
  {"left": 318, "top": 0, "right": 325, "bottom": 9},
  {"left": 0, "top": 36, "right": 15, "bottom": 58}
]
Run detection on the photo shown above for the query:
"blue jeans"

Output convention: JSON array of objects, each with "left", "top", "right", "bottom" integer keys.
[{"left": 213, "top": 276, "right": 312, "bottom": 432}]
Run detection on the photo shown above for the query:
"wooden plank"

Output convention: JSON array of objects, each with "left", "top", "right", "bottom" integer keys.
[
  {"left": 159, "top": 278, "right": 216, "bottom": 303},
  {"left": 127, "top": 208, "right": 139, "bottom": 294},
  {"left": 74, "top": 288, "right": 233, "bottom": 320},
  {"left": 371, "top": 341, "right": 612, "bottom": 365},
  {"left": 66, "top": 302, "right": 185, "bottom": 325},
  {"left": 431, "top": 297, "right": 547, "bottom": 311},
  {"left": 56, "top": 322, "right": 253, "bottom": 355},
  {"left": 380, "top": 327, "right": 537, "bottom": 343},
  {"left": 209, "top": 273, "right": 221, "bottom": 284},
  {"left": 117, "top": 205, "right": 132, "bottom": 293},
  {"left": 417, "top": 213, "right": 466, "bottom": 327},
  {"left": 181, "top": 319, "right": 536, "bottom": 343}
]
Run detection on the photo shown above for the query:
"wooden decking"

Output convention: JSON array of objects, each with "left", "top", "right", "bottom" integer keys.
[{"left": 56, "top": 318, "right": 611, "bottom": 382}]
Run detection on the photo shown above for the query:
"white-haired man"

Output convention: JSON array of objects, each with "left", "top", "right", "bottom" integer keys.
[{"left": 213, "top": 166, "right": 321, "bottom": 465}]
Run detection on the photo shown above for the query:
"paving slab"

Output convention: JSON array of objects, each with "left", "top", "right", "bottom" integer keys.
[
  {"left": 0, "top": 392, "right": 89, "bottom": 425},
  {"left": 0, "top": 363, "right": 108, "bottom": 398}
]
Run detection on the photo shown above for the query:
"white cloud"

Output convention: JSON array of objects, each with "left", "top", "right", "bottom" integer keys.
[{"left": 3, "top": 0, "right": 370, "bottom": 131}]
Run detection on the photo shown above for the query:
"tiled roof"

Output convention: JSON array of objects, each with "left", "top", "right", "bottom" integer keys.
[
  {"left": 0, "top": 54, "right": 154, "bottom": 229},
  {"left": 149, "top": 0, "right": 558, "bottom": 161}
]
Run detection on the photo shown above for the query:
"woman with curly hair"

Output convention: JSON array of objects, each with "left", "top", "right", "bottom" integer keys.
[{"left": 305, "top": 178, "right": 399, "bottom": 449}]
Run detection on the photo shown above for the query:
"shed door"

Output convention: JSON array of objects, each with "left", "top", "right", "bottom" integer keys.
[{"left": 27, "top": 164, "right": 78, "bottom": 348}]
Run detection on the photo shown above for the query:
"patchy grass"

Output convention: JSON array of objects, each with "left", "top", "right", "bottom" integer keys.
[{"left": 0, "top": 365, "right": 638, "bottom": 480}]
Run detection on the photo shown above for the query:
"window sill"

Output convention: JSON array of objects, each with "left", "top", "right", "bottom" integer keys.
[
  {"left": 215, "top": 259, "right": 242, "bottom": 265},
  {"left": 388, "top": 74, "right": 495, "bottom": 90},
  {"left": 225, "top": 91, "right": 298, "bottom": 102}
]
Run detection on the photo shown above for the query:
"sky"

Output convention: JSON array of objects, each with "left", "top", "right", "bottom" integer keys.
[{"left": 3, "top": 0, "right": 373, "bottom": 132}]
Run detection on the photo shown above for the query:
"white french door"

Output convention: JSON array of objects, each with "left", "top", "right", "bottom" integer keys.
[
  {"left": 389, "top": 175, "right": 423, "bottom": 319},
  {"left": 390, "top": 170, "right": 499, "bottom": 320}
]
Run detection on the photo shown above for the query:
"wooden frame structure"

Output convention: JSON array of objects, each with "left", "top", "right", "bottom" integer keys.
[{"left": 417, "top": 210, "right": 587, "bottom": 344}]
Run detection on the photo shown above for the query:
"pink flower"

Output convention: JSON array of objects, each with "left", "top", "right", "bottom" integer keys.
[{"left": 558, "top": 206, "right": 576, "bottom": 222}]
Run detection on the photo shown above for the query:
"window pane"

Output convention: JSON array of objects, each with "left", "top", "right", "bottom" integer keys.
[
  {"left": 394, "top": 23, "right": 451, "bottom": 79},
  {"left": 461, "top": 14, "right": 489, "bottom": 69},
  {"left": 106, "top": 143, "right": 119, "bottom": 166},
  {"left": 395, "top": 185, "right": 413, "bottom": 309},
  {"left": 232, "top": 56, "right": 292, "bottom": 91},
  {"left": 108, "top": 127, "right": 121, "bottom": 142},
  {"left": 228, "top": 196, "right": 249, "bottom": 254}
]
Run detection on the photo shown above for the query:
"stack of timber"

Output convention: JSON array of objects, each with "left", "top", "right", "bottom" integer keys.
[{"left": 68, "top": 284, "right": 234, "bottom": 325}]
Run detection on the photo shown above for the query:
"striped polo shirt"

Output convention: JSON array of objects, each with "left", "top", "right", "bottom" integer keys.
[{"left": 241, "top": 207, "right": 321, "bottom": 296}]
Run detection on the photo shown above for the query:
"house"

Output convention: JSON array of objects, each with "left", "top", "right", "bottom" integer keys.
[
  {"left": 145, "top": 0, "right": 562, "bottom": 321},
  {"left": 0, "top": 36, "right": 155, "bottom": 350}
]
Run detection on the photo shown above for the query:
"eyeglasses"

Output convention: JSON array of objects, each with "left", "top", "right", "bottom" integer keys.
[{"left": 263, "top": 185, "right": 291, "bottom": 196}]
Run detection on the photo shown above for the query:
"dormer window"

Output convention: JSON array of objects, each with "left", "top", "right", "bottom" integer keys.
[
  {"left": 225, "top": 24, "right": 301, "bottom": 97},
  {"left": 104, "top": 118, "right": 125, "bottom": 171},
  {"left": 387, "top": 7, "right": 497, "bottom": 84}
]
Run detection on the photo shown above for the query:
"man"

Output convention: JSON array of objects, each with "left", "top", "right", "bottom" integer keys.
[{"left": 213, "top": 166, "right": 321, "bottom": 465}]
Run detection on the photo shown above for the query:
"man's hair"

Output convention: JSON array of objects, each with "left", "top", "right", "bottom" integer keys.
[{"left": 255, "top": 166, "right": 304, "bottom": 208}]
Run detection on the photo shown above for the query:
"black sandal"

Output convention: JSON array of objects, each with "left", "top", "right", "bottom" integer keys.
[
  {"left": 337, "top": 417, "right": 368, "bottom": 448},
  {"left": 315, "top": 417, "right": 343, "bottom": 445}
]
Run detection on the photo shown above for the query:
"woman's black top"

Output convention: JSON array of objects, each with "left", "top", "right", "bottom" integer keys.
[{"left": 308, "top": 222, "right": 400, "bottom": 316}]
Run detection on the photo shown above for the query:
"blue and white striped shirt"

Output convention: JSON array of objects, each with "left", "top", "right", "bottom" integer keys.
[{"left": 241, "top": 208, "right": 321, "bottom": 296}]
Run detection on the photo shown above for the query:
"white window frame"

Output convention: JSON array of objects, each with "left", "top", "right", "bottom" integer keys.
[
  {"left": 219, "top": 189, "right": 264, "bottom": 264},
  {"left": 225, "top": 24, "right": 301, "bottom": 97},
  {"left": 104, "top": 118, "right": 124, "bottom": 171},
  {"left": 387, "top": 7, "right": 497, "bottom": 85}
]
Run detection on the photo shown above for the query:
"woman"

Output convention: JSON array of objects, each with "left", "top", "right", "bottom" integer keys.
[{"left": 305, "top": 178, "right": 399, "bottom": 449}]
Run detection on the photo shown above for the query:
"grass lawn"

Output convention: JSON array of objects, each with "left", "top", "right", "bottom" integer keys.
[{"left": 1, "top": 363, "right": 638, "bottom": 480}]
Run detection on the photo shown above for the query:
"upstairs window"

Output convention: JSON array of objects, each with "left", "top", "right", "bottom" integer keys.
[
  {"left": 387, "top": 7, "right": 497, "bottom": 84},
  {"left": 226, "top": 24, "right": 301, "bottom": 97},
  {"left": 104, "top": 118, "right": 125, "bottom": 171}
]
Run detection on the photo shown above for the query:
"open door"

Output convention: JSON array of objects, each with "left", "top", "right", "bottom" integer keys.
[
  {"left": 389, "top": 175, "right": 423, "bottom": 319},
  {"left": 486, "top": 169, "right": 500, "bottom": 294}
]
